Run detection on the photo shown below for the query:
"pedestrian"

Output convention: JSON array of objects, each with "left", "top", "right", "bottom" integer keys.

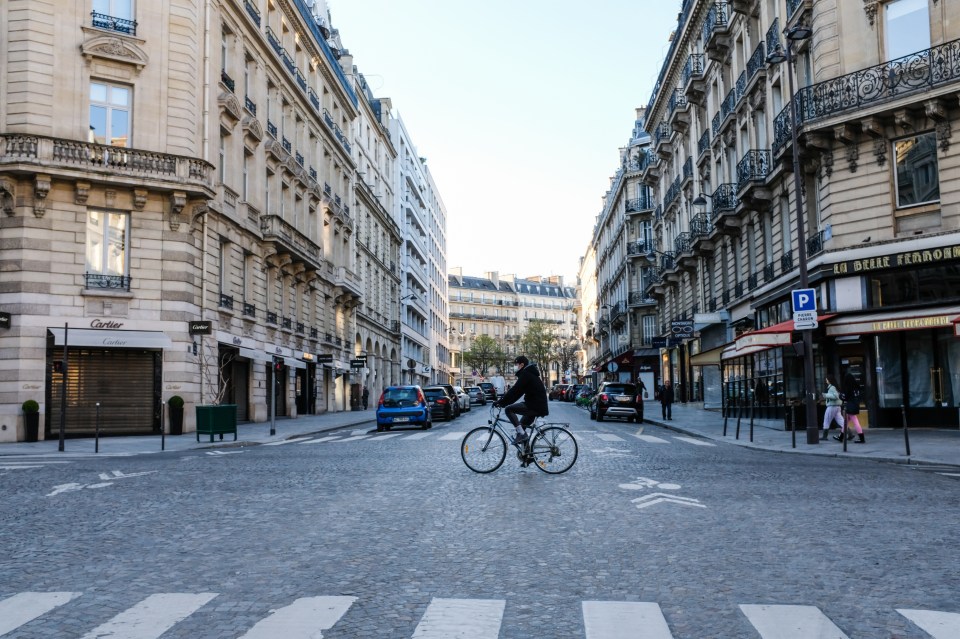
[
  {"left": 361, "top": 386, "right": 369, "bottom": 410},
  {"left": 659, "top": 379, "right": 674, "bottom": 420},
  {"left": 821, "top": 374, "right": 844, "bottom": 440},
  {"left": 836, "top": 372, "right": 865, "bottom": 443}
]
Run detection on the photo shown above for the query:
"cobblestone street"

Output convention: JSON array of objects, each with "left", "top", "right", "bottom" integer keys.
[{"left": 2, "top": 402, "right": 958, "bottom": 638}]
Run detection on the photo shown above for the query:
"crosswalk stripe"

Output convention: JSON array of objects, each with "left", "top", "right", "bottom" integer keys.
[
  {"left": 0, "top": 591, "right": 81, "bottom": 636},
  {"left": 411, "top": 597, "right": 505, "bottom": 638},
  {"left": 79, "top": 593, "right": 217, "bottom": 639},
  {"left": 673, "top": 436, "right": 715, "bottom": 447},
  {"left": 263, "top": 437, "right": 313, "bottom": 446},
  {"left": 370, "top": 433, "right": 403, "bottom": 441},
  {"left": 595, "top": 433, "right": 626, "bottom": 442},
  {"left": 438, "top": 432, "right": 467, "bottom": 441},
  {"left": 897, "top": 608, "right": 960, "bottom": 638},
  {"left": 0, "top": 465, "right": 46, "bottom": 470},
  {"left": 582, "top": 601, "right": 672, "bottom": 638},
  {"left": 404, "top": 432, "right": 433, "bottom": 440},
  {"left": 632, "top": 434, "right": 670, "bottom": 444},
  {"left": 238, "top": 596, "right": 356, "bottom": 638},
  {"left": 938, "top": 472, "right": 960, "bottom": 477},
  {"left": 739, "top": 604, "right": 849, "bottom": 639},
  {"left": 300, "top": 435, "right": 341, "bottom": 444},
  {"left": 331, "top": 435, "right": 370, "bottom": 442}
]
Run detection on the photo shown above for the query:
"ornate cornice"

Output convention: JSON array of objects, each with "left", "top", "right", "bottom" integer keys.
[{"left": 80, "top": 29, "right": 149, "bottom": 71}]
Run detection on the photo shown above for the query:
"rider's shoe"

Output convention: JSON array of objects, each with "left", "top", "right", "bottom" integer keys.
[{"left": 513, "top": 432, "right": 529, "bottom": 447}]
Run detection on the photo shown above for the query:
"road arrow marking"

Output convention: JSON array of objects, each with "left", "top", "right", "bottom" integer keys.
[
  {"left": 631, "top": 492, "right": 706, "bottom": 509},
  {"left": 98, "top": 470, "right": 158, "bottom": 481},
  {"left": 205, "top": 450, "right": 244, "bottom": 455}
]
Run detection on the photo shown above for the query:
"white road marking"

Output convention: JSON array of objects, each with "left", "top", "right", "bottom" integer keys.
[
  {"left": 673, "top": 436, "right": 715, "bottom": 447},
  {"left": 98, "top": 470, "right": 157, "bottom": 481},
  {"left": 411, "top": 597, "right": 505, "bottom": 638},
  {"left": 350, "top": 429, "right": 368, "bottom": 435},
  {"left": 582, "top": 601, "right": 672, "bottom": 638},
  {"left": 331, "top": 435, "right": 371, "bottom": 442},
  {"left": 632, "top": 434, "right": 670, "bottom": 444},
  {"left": 0, "top": 465, "right": 45, "bottom": 470},
  {"left": 739, "top": 604, "right": 850, "bottom": 639},
  {"left": 46, "top": 483, "right": 84, "bottom": 497},
  {"left": 79, "top": 593, "right": 218, "bottom": 639},
  {"left": 262, "top": 437, "right": 313, "bottom": 446},
  {"left": 438, "top": 432, "right": 467, "bottom": 441},
  {"left": 369, "top": 433, "right": 403, "bottom": 441},
  {"left": 595, "top": 433, "right": 625, "bottom": 442},
  {"left": 238, "top": 596, "right": 356, "bottom": 638},
  {"left": 205, "top": 450, "right": 244, "bottom": 455},
  {"left": 632, "top": 493, "right": 706, "bottom": 509},
  {"left": 938, "top": 473, "right": 960, "bottom": 478},
  {"left": 300, "top": 436, "right": 342, "bottom": 444},
  {"left": 403, "top": 432, "right": 433, "bottom": 440},
  {"left": 0, "top": 591, "right": 81, "bottom": 636},
  {"left": 897, "top": 609, "right": 960, "bottom": 638}
]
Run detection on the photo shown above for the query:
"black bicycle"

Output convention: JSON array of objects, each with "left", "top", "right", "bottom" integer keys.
[{"left": 460, "top": 405, "right": 578, "bottom": 474}]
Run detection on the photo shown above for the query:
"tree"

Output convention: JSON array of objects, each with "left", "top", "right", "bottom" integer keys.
[
  {"left": 196, "top": 339, "right": 236, "bottom": 405},
  {"left": 552, "top": 336, "right": 581, "bottom": 383},
  {"left": 463, "top": 334, "right": 502, "bottom": 378},
  {"left": 521, "top": 320, "right": 556, "bottom": 375}
]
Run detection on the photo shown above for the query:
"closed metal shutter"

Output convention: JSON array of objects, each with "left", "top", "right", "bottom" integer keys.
[{"left": 48, "top": 348, "right": 158, "bottom": 435}]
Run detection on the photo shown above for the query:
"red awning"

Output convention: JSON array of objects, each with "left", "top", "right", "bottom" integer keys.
[{"left": 734, "top": 314, "right": 836, "bottom": 352}]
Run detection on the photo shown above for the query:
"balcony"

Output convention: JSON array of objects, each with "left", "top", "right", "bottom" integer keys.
[
  {"left": 626, "top": 240, "right": 651, "bottom": 257},
  {"left": 667, "top": 89, "right": 691, "bottom": 133},
  {"left": 266, "top": 311, "right": 278, "bottom": 325},
  {"left": 1, "top": 134, "right": 213, "bottom": 201},
  {"left": 806, "top": 229, "right": 825, "bottom": 257},
  {"left": 780, "top": 253, "right": 794, "bottom": 274},
  {"left": 654, "top": 122, "right": 673, "bottom": 159},
  {"left": 690, "top": 213, "right": 715, "bottom": 256},
  {"left": 91, "top": 11, "right": 137, "bottom": 35},
  {"left": 697, "top": 129, "right": 711, "bottom": 163},
  {"left": 243, "top": 302, "right": 256, "bottom": 318},
  {"left": 664, "top": 174, "right": 683, "bottom": 211},
  {"left": 282, "top": 317, "right": 292, "bottom": 331},
  {"left": 243, "top": 0, "right": 261, "bottom": 27},
  {"left": 675, "top": 232, "right": 697, "bottom": 271},
  {"left": 743, "top": 41, "right": 767, "bottom": 104},
  {"left": 735, "top": 149, "right": 773, "bottom": 206},
  {"left": 308, "top": 88, "right": 320, "bottom": 111},
  {"left": 710, "top": 183, "right": 740, "bottom": 234},
  {"left": 625, "top": 190, "right": 656, "bottom": 214},
  {"left": 718, "top": 87, "right": 737, "bottom": 136},
  {"left": 641, "top": 155, "right": 662, "bottom": 186},
  {"left": 628, "top": 291, "right": 656, "bottom": 307},
  {"left": 220, "top": 70, "right": 235, "bottom": 93},
  {"left": 219, "top": 293, "right": 234, "bottom": 310},
  {"left": 774, "top": 37, "right": 960, "bottom": 156},
  {"left": 84, "top": 273, "right": 131, "bottom": 291},
  {"left": 763, "top": 262, "right": 776, "bottom": 283},
  {"left": 681, "top": 54, "right": 706, "bottom": 106},
  {"left": 260, "top": 214, "right": 323, "bottom": 271},
  {"left": 332, "top": 265, "right": 363, "bottom": 300},
  {"left": 747, "top": 273, "right": 759, "bottom": 290},
  {"left": 310, "top": 327, "right": 319, "bottom": 339},
  {"left": 702, "top": 2, "right": 731, "bottom": 62},
  {"left": 244, "top": 96, "right": 257, "bottom": 116}
]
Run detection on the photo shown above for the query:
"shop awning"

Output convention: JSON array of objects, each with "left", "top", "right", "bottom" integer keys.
[
  {"left": 955, "top": 317, "right": 960, "bottom": 337},
  {"left": 826, "top": 306, "right": 960, "bottom": 336},
  {"left": 283, "top": 356, "right": 307, "bottom": 369},
  {"left": 48, "top": 328, "right": 172, "bottom": 349},
  {"left": 239, "top": 347, "right": 271, "bottom": 363},
  {"left": 690, "top": 343, "right": 728, "bottom": 366},
  {"left": 734, "top": 315, "right": 836, "bottom": 351}
]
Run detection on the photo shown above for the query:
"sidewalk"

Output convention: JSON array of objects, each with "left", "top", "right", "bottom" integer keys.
[
  {"left": 640, "top": 402, "right": 960, "bottom": 468},
  {"left": 0, "top": 410, "right": 376, "bottom": 457}
]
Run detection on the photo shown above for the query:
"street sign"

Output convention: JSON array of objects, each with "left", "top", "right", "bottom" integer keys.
[
  {"left": 350, "top": 359, "right": 366, "bottom": 369},
  {"left": 671, "top": 320, "right": 694, "bottom": 337},
  {"left": 188, "top": 320, "right": 212, "bottom": 335},
  {"left": 316, "top": 354, "right": 334, "bottom": 363},
  {"left": 793, "top": 310, "right": 818, "bottom": 330},
  {"left": 651, "top": 337, "right": 667, "bottom": 348},
  {"left": 791, "top": 288, "right": 817, "bottom": 313}
]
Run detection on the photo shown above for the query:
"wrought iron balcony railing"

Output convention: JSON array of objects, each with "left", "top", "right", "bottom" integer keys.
[
  {"left": 281, "top": 137, "right": 292, "bottom": 153},
  {"left": 763, "top": 262, "right": 776, "bottom": 283},
  {"left": 681, "top": 53, "right": 705, "bottom": 88},
  {"left": 720, "top": 87, "right": 737, "bottom": 123},
  {"left": 690, "top": 213, "right": 711, "bottom": 238},
  {"left": 244, "top": 96, "right": 257, "bottom": 115},
  {"left": 682, "top": 157, "right": 693, "bottom": 182},
  {"left": 746, "top": 41, "right": 766, "bottom": 83},
  {"left": 84, "top": 273, "right": 131, "bottom": 290},
  {"left": 220, "top": 70, "right": 235, "bottom": 93},
  {"left": 765, "top": 19, "right": 781, "bottom": 61},
  {"left": 308, "top": 88, "right": 320, "bottom": 111},
  {"left": 628, "top": 291, "right": 656, "bottom": 306},
  {"left": 91, "top": 11, "right": 137, "bottom": 35},
  {"left": 243, "top": 0, "right": 261, "bottom": 26},
  {"left": 266, "top": 121, "right": 277, "bottom": 138},
  {"left": 674, "top": 232, "right": 692, "bottom": 255},
  {"left": 668, "top": 89, "right": 688, "bottom": 116},
  {"left": 736, "top": 149, "right": 772, "bottom": 192},
  {"left": 702, "top": 2, "right": 729, "bottom": 44},
  {"left": 774, "top": 37, "right": 960, "bottom": 153},
  {"left": 712, "top": 111, "right": 721, "bottom": 136},
  {"left": 712, "top": 183, "right": 739, "bottom": 212},
  {"left": 266, "top": 27, "right": 283, "bottom": 57},
  {"left": 735, "top": 281, "right": 745, "bottom": 298},
  {"left": 219, "top": 293, "right": 234, "bottom": 310},
  {"left": 806, "top": 229, "right": 825, "bottom": 257},
  {"left": 296, "top": 322, "right": 305, "bottom": 334},
  {"left": 310, "top": 327, "right": 319, "bottom": 339},
  {"left": 282, "top": 317, "right": 293, "bottom": 330},
  {"left": 295, "top": 69, "right": 307, "bottom": 92},
  {"left": 664, "top": 174, "right": 683, "bottom": 208},
  {"left": 626, "top": 190, "right": 656, "bottom": 212},
  {"left": 243, "top": 302, "right": 256, "bottom": 317},
  {"left": 748, "top": 273, "right": 759, "bottom": 290},
  {"left": 698, "top": 129, "right": 711, "bottom": 157},
  {"left": 781, "top": 253, "right": 794, "bottom": 273}
]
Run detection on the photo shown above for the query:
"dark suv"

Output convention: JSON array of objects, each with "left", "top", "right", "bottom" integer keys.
[
  {"left": 422, "top": 386, "right": 456, "bottom": 421},
  {"left": 478, "top": 382, "right": 498, "bottom": 402},
  {"left": 589, "top": 382, "right": 644, "bottom": 423}
]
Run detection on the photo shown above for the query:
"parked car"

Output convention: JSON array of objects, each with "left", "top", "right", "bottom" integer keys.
[
  {"left": 422, "top": 386, "right": 455, "bottom": 421},
  {"left": 454, "top": 385, "right": 471, "bottom": 412},
  {"left": 589, "top": 382, "right": 644, "bottom": 423},
  {"left": 568, "top": 384, "right": 592, "bottom": 402},
  {"left": 466, "top": 386, "right": 487, "bottom": 405},
  {"left": 478, "top": 382, "right": 498, "bottom": 402},
  {"left": 549, "top": 383, "right": 571, "bottom": 400},
  {"left": 434, "top": 383, "right": 465, "bottom": 416},
  {"left": 376, "top": 385, "right": 431, "bottom": 431}
]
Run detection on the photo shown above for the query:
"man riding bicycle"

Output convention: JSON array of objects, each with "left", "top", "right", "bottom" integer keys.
[{"left": 493, "top": 355, "right": 549, "bottom": 446}]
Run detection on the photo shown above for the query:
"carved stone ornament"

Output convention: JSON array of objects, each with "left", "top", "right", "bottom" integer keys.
[
  {"left": 105, "top": 189, "right": 116, "bottom": 208},
  {"left": 874, "top": 139, "right": 888, "bottom": 167},
  {"left": 937, "top": 121, "right": 952, "bottom": 152},
  {"left": 75, "top": 181, "right": 90, "bottom": 205},
  {"left": 80, "top": 33, "right": 149, "bottom": 72},
  {"left": 33, "top": 174, "right": 51, "bottom": 217},
  {"left": 821, "top": 148, "right": 834, "bottom": 178},
  {"left": 847, "top": 144, "right": 860, "bottom": 173},
  {"left": 0, "top": 179, "right": 14, "bottom": 216},
  {"left": 169, "top": 191, "right": 187, "bottom": 230},
  {"left": 863, "top": 0, "right": 878, "bottom": 27},
  {"left": 133, "top": 188, "right": 148, "bottom": 210},
  {"left": 190, "top": 200, "right": 211, "bottom": 228}
]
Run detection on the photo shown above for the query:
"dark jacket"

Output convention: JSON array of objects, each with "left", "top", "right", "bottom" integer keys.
[
  {"left": 659, "top": 384, "right": 675, "bottom": 405},
  {"left": 498, "top": 363, "right": 549, "bottom": 416}
]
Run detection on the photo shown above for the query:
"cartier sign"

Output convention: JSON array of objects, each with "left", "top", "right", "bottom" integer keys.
[
  {"left": 832, "top": 244, "right": 960, "bottom": 275},
  {"left": 188, "top": 321, "right": 213, "bottom": 335},
  {"left": 0, "top": 312, "right": 10, "bottom": 329},
  {"left": 90, "top": 319, "right": 124, "bottom": 329}
]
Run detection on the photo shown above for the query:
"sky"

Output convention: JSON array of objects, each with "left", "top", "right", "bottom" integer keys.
[{"left": 328, "top": 0, "right": 683, "bottom": 285}]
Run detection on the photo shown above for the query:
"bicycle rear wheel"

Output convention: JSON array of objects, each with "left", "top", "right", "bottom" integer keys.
[
  {"left": 530, "top": 426, "right": 578, "bottom": 474},
  {"left": 461, "top": 427, "right": 507, "bottom": 473}
]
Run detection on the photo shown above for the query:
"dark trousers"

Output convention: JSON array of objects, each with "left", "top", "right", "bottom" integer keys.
[
  {"left": 505, "top": 402, "right": 537, "bottom": 428},
  {"left": 661, "top": 402, "right": 672, "bottom": 419}
]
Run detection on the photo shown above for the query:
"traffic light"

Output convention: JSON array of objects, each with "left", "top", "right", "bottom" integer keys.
[{"left": 273, "top": 356, "right": 283, "bottom": 372}]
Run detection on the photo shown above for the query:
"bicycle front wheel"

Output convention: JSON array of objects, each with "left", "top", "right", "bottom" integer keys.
[
  {"left": 461, "top": 427, "right": 507, "bottom": 473},
  {"left": 530, "top": 426, "right": 578, "bottom": 474}
]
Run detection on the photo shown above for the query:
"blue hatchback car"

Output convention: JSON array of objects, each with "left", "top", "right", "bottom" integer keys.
[{"left": 376, "top": 385, "right": 432, "bottom": 431}]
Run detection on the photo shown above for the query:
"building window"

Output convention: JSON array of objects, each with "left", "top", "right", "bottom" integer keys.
[
  {"left": 885, "top": 0, "right": 930, "bottom": 61},
  {"left": 90, "top": 82, "right": 131, "bottom": 147},
  {"left": 894, "top": 132, "right": 940, "bottom": 209},
  {"left": 85, "top": 210, "right": 129, "bottom": 288},
  {"left": 92, "top": 0, "right": 135, "bottom": 34}
]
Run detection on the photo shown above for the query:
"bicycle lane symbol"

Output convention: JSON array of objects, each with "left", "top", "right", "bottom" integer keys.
[{"left": 618, "top": 477, "right": 706, "bottom": 510}]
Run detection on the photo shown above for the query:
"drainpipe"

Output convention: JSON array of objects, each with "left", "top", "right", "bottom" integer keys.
[{"left": 199, "top": 0, "right": 212, "bottom": 404}]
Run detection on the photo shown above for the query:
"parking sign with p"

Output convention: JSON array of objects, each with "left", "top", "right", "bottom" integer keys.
[{"left": 791, "top": 288, "right": 817, "bottom": 313}]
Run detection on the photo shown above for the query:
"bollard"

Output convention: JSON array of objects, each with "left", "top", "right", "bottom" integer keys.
[
  {"left": 749, "top": 396, "right": 755, "bottom": 443},
  {"left": 95, "top": 402, "right": 100, "bottom": 453},
  {"left": 161, "top": 403, "right": 165, "bottom": 452},
  {"left": 791, "top": 402, "right": 798, "bottom": 449},
  {"left": 901, "top": 404, "right": 911, "bottom": 457},
  {"left": 723, "top": 409, "right": 729, "bottom": 437},
  {"left": 842, "top": 408, "right": 848, "bottom": 453},
  {"left": 735, "top": 404, "right": 743, "bottom": 440}
]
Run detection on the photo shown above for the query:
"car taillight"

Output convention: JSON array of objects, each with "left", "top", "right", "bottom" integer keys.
[
  {"left": 417, "top": 390, "right": 426, "bottom": 406},
  {"left": 437, "top": 398, "right": 447, "bottom": 404},
  {"left": 378, "top": 392, "right": 386, "bottom": 407},
  {"left": 600, "top": 393, "right": 609, "bottom": 402}
]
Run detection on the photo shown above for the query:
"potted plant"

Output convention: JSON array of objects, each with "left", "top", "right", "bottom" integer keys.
[
  {"left": 168, "top": 395, "right": 185, "bottom": 435},
  {"left": 194, "top": 346, "right": 238, "bottom": 442},
  {"left": 21, "top": 399, "right": 39, "bottom": 442}
]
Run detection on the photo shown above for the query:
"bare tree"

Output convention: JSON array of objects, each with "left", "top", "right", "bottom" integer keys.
[
  {"left": 196, "top": 340, "right": 236, "bottom": 405},
  {"left": 521, "top": 320, "right": 556, "bottom": 375},
  {"left": 552, "top": 336, "right": 581, "bottom": 383}
]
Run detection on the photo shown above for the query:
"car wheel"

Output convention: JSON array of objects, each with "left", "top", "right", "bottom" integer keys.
[
  {"left": 385, "top": 425, "right": 392, "bottom": 431},
  {"left": 590, "top": 408, "right": 597, "bottom": 421},
  {"left": 376, "top": 424, "right": 384, "bottom": 432}
]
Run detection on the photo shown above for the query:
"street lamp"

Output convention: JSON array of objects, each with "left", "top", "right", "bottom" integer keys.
[{"left": 767, "top": 23, "right": 819, "bottom": 445}]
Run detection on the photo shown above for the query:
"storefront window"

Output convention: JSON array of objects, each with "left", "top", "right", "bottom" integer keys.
[
  {"left": 905, "top": 332, "right": 935, "bottom": 407},
  {"left": 875, "top": 333, "right": 902, "bottom": 408},
  {"left": 868, "top": 263, "right": 960, "bottom": 307}
]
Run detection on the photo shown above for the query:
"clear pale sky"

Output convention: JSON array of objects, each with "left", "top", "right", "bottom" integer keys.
[{"left": 329, "top": 1, "right": 682, "bottom": 284}]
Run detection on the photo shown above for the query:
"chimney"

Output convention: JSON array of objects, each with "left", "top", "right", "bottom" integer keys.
[{"left": 485, "top": 271, "right": 499, "bottom": 289}]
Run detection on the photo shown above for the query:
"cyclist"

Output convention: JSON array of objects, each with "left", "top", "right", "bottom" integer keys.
[{"left": 493, "top": 355, "right": 549, "bottom": 446}]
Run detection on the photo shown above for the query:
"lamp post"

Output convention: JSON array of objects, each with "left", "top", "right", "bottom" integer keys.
[{"left": 767, "top": 23, "right": 819, "bottom": 445}]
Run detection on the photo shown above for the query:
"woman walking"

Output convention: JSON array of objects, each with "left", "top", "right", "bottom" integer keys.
[
  {"left": 821, "top": 375, "right": 844, "bottom": 440},
  {"left": 836, "top": 372, "right": 866, "bottom": 443}
]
